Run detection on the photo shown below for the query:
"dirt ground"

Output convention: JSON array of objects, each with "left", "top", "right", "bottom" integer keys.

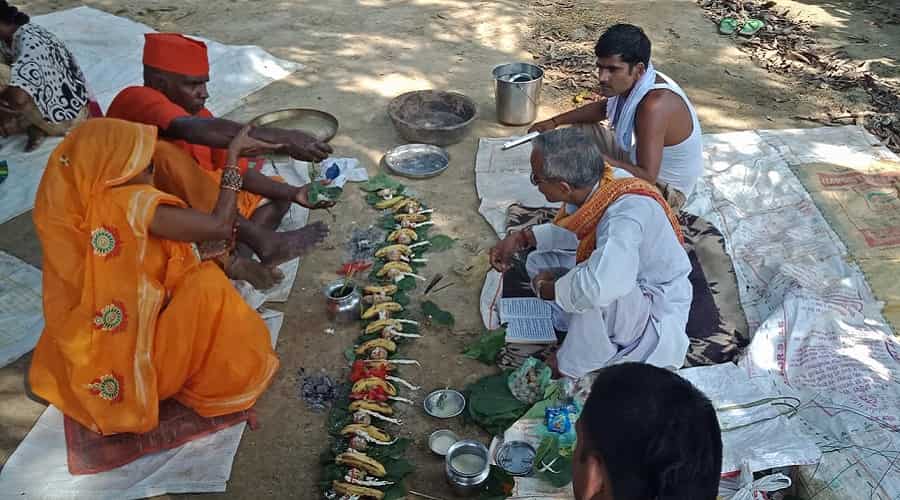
[{"left": 0, "top": 0, "right": 896, "bottom": 498}]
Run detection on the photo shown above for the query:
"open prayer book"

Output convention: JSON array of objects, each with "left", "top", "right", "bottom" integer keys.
[{"left": 499, "top": 297, "right": 557, "bottom": 344}]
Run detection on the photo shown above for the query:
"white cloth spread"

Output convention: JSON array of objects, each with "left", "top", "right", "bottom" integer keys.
[
  {"left": 527, "top": 170, "right": 692, "bottom": 378},
  {"left": 606, "top": 65, "right": 704, "bottom": 196}
]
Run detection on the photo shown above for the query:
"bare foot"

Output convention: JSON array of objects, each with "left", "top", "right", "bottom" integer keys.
[
  {"left": 226, "top": 256, "right": 284, "bottom": 290},
  {"left": 257, "top": 221, "right": 329, "bottom": 267}
]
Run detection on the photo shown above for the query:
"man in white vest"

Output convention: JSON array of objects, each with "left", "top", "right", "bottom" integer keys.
[{"left": 530, "top": 24, "right": 703, "bottom": 211}]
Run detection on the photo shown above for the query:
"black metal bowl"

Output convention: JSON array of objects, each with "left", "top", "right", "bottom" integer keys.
[{"left": 388, "top": 90, "right": 477, "bottom": 146}]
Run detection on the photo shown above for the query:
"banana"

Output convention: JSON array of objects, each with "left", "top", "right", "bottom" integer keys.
[
  {"left": 365, "top": 319, "right": 402, "bottom": 334},
  {"left": 374, "top": 196, "right": 406, "bottom": 209},
  {"left": 352, "top": 377, "right": 397, "bottom": 397},
  {"left": 375, "top": 244, "right": 411, "bottom": 259},
  {"left": 393, "top": 198, "right": 420, "bottom": 212},
  {"left": 335, "top": 451, "right": 387, "bottom": 477},
  {"left": 394, "top": 213, "right": 429, "bottom": 223},
  {"left": 363, "top": 284, "right": 398, "bottom": 296},
  {"left": 361, "top": 301, "right": 403, "bottom": 320},
  {"left": 341, "top": 424, "right": 392, "bottom": 443},
  {"left": 333, "top": 481, "right": 385, "bottom": 500},
  {"left": 387, "top": 228, "right": 418, "bottom": 244},
  {"left": 376, "top": 261, "right": 412, "bottom": 278},
  {"left": 355, "top": 338, "right": 397, "bottom": 355},
  {"left": 349, "top": 400, "right": 394, "bottom": 416}
]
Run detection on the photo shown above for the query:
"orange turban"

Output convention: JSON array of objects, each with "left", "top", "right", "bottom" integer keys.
[{"left": 143, "top": 33, "right": 209, "bottom": 77}]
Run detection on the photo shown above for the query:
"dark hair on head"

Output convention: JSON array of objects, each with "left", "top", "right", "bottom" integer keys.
[
  {"left": 0, "top": 2, "right": 28, "bottom": 26},
  {"left": 594, "top": 24, "right": 651, "bottom": 68},
  {"left": 579, "top": 363, "right": 722, "bottom": 500}
]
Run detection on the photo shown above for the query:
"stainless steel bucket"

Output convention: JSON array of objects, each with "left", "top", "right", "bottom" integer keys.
[
  {"left": 445, "top": 440, "right": 491, "bottom": 496},
  {"left": 493, "top": 62, "right": 544, "bottom": 125}
]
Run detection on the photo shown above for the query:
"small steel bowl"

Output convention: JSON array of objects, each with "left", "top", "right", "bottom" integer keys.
[
  {"left": 429, "top": 429, "right": 460, "bottom": 456},
  {"left": 424, "top": 389, "right": 466, "bottom": 419}
]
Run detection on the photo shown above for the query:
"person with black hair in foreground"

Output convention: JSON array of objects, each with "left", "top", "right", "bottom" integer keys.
[
  {"left": 0, "top": 1, "right": 90, "bottom": 151},
  {"left": 529, "top": 24, "right": 703, "bottom": 212},
  {"left": 574, "top": 363, "right": 723, "bottom": 500}
]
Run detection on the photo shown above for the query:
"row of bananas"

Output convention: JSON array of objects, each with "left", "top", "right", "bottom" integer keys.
[{"left": 326, "top": 183, "right": 435, "bottom": 500}]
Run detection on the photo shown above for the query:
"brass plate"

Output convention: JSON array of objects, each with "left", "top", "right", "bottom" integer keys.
[{"left": 248, "top": 108, "right": 339, "bottom": 143}]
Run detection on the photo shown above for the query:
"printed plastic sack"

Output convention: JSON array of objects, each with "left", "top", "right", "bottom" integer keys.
[{"left": 719, "top": 461, "right": 791, "bottom": 500}]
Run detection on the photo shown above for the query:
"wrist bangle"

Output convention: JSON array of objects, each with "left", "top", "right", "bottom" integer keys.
[{"left": 220, "top": 165, "right": 243, "bottom": 192}]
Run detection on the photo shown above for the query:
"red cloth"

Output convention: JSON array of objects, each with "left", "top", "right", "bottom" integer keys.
[
  {"left": 143, "top": 33, "right": 209, "bottom": 77},
  {"left": 106, "top": 86, "right": 249, "bottom": 174},
  {"left": 64, "top": 399, "right": 256, "bottom": 475}
]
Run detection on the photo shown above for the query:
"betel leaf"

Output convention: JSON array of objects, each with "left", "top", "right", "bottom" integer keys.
[
  {"left": 309, "top": 183, "right": 343, "bottom": 204},
  {"left": 359, "top": 173, "right": 403, "bottom": 192},
  {"left": 396, "top": 275, "right": 417, "bottom": 292},
  {"left": 428, "top": 234, "right": 455, "bottom": 252},
  {"left": 343, "top": 345, "right": 357, "bottom": 362},
  {"left": 463, "top": 328, "right": 506, "bottom": 364},
  {"left": 383, "top": 483, "right": 408, "bottom": 500},
  {"left": 534, "top": 435, "right": 573, "bottom": 487},
  {"left": 480, "top": 466, "right": 515, "bottom": 499},
  {"left": 421, "top": 300, "right": 455, "bottom": 327},
  {"left": 393, "top": 290, "right": 410, "bottom": 307}
]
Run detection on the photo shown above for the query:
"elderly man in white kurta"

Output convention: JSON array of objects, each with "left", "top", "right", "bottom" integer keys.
[{"left": 489, "top": 128, "right": 691, "bottom": 379}]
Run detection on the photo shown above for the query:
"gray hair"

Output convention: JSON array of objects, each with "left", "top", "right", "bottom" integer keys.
[{"left": 532, "top": 127, "right": 603, "bottom": 188}]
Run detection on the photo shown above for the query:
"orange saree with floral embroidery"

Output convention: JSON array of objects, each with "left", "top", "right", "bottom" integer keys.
[{"left": 30, "top": 118, "right": 279, "bottom": 435}]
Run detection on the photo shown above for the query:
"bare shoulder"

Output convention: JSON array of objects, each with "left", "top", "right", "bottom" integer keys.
[{"left": 638, "top": 89, "right": 678, "bottom": 116}]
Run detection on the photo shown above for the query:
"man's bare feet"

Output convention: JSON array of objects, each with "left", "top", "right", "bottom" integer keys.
[
  {"left": 257, "top": 221, "right": 329, "bottom": 268},
  {"left": 226, "top": 256, "right": 284, "bottom": 290}
]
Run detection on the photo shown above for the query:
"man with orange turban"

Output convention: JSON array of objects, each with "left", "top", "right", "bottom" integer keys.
[{"left": 107, "top": 33, "right": 333, "bottom": 286}]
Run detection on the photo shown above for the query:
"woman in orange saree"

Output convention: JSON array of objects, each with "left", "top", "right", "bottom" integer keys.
[{"left": 29, "top": 118, "right": 280, "bottom": 435}]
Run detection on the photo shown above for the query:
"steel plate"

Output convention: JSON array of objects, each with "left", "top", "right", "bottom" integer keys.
[
  {"left": 248, "top": 108, "right": 339, "bottom": 143},
  {"left": 381, "top": 144, "right": 450, "bottom": 179},
  {"left": 424, "top": 389, "right": 466, "bottom": 418}
]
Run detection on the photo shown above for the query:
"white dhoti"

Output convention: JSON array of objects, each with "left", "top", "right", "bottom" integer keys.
[
  {"left": 525, "top": 188, "right": 692, "bottom": 380},
  {"left": 526, "top": 249, "right": 661, "bottom": 378}
]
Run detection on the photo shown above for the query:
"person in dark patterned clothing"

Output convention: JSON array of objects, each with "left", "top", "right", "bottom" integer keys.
[{"left": 0, "top": 1, "right": 89, "bottom": 151}]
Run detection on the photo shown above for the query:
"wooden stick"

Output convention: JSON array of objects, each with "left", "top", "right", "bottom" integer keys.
[{"left": 408, "top": 491, "right": 447, "bottom": 500}]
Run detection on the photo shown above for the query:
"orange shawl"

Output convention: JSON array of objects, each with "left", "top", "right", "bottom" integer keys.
[{"left": 554, "top": 168, "right": 684, "bottom": 263}]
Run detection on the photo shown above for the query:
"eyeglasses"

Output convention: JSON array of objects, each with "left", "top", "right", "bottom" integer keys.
[{"left": 530, "top": 173, "right": 561, "bottom": 186}]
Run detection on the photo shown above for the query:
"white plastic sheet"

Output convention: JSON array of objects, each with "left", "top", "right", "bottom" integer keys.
[
  {"left": 0, "top": 310, "right": 285, "bottom": 499},
  {"left": 0, "top": 251, "right": 42, "bottom": 367}
]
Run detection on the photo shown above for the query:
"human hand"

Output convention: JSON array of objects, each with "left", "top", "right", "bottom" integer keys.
[
  {"left": 489, "top": 232, "right": 524, "bottom": 272},
  {"left": 545, "top": 351, "right": 562, "bottom": 379},
  {"left": 286, "top": 132, "right": 333, "bottom": 162},
  {"left": 294, "top": 180, "right": 337, "bottom": 209},
  {"left": 528, "top": 118, "right": 558, "bottom": 134},
  {"left": 0, "top": 116, "right": 17, "bottom": 137},
  {"left": 228, "top": 125, "right": 283, "bottom": 159},
  {"left": 531, "top": 271, "right": 557, "bottom": 300}
]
